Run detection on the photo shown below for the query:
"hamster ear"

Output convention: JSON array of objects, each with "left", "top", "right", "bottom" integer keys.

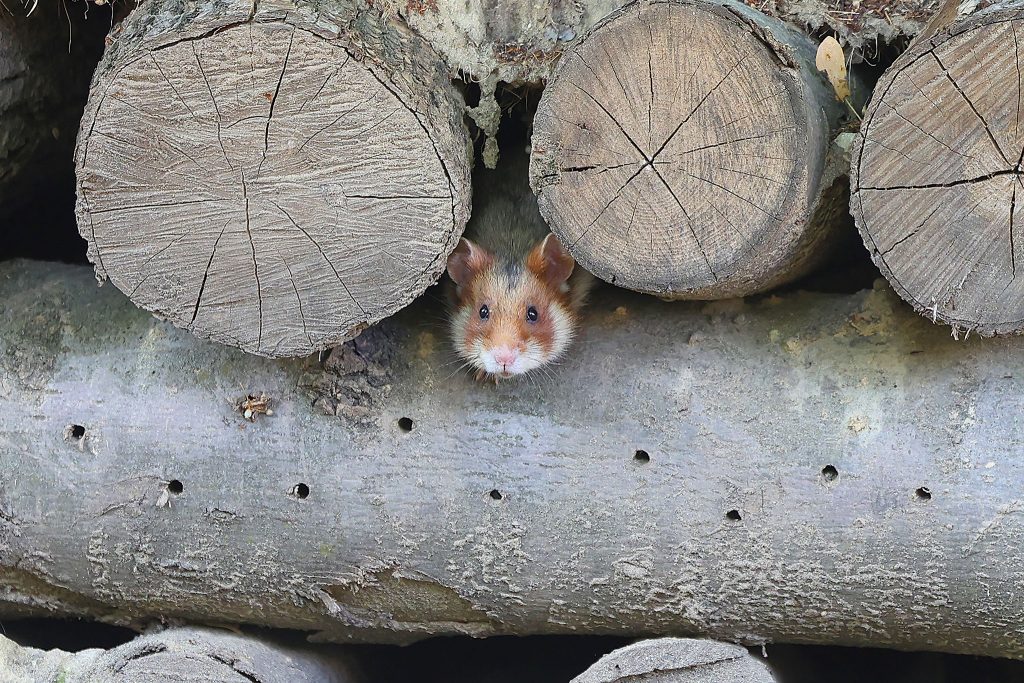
[
  {"left": 447, "top": 238, "right": 493, "bottom": 289},
  {"left": 527, "top": 233, "right": 575, "bottom": 287}
]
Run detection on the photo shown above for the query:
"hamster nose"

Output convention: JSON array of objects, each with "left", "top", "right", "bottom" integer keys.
[{"left": 492, "top": 347, "right": 519, "bottom": 367}]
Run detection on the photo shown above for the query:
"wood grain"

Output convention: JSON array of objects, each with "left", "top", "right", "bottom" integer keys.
[
  {"left": 75, "top": 0, "right": 471, "bottom": 357},
  {"left": 531, "top": 0, "right": 848, "bottom": 299},
  {"left": 851, "top": 1, "right": 1024, "bottom": 336}
]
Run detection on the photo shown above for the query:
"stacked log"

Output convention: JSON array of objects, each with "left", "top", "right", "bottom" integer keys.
[
  {"left": 74, "top": 0, "right": 472, "bottom": 357},
  {"left": 850, "top": 0, "right": 1024, "bottom": 336},
  {"left": 4, "top": 260, "right": 1024, "bottom": 658},
  {"left": 0, "top": 627, "right": 364, "bottom": 682},
  {"left": 530, "top": 0, "right": 852, "bottom": 299}
]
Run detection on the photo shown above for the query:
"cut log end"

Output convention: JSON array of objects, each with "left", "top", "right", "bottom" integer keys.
[
  {"left": 530, "top": 0, "right": 842, "bottom": 299},
  {"left": 76, "top": 5, "right": 470, "bottom": 357},
  {"left": 851, "top": 8, "right": 1024, "bottom": 336}
]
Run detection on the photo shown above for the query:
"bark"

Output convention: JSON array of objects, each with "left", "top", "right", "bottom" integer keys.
[
  {"left": 4, "top": 260, "right": 1024, "bottom": 656},
  {"left": 849, "top": 0, "right": 1024, "bottom": 337},
  {"left": 0, "top": 627, "right": 364, "bottom": 682},
  {"left": 390, "top": 0, "right": 938, "bottom": 87},
  {"left": 571, "top": 638, "right": 776, "bottom": 682},
  {"left": 74, "top": 0, "right": 472, "bottom": 358},
  {"left": 530, "top": 0, "right": 852, "bottom": 300}
]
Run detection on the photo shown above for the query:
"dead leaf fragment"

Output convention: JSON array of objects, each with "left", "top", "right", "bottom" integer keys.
[{"left": 816, "top": 37, "right": 851, "bottom": 102}]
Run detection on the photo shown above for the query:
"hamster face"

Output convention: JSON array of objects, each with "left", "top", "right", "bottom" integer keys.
[{"left": 447, "top": 234, "right": 578, "bottom": 379}]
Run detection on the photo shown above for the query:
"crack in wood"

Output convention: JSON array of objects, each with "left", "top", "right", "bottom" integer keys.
[
  {"left": 297, "top": 94, "right": 375, "bottom": 151},
  {"left": 258, "top": 29, "right": 294, "bottom": 179},
  {"left": 192, "top": 42, "right": 232, "bottom": 169},
  {"left": 150, "top": 53, "right": 201, "bottom": 122},
  {"left": 649, "top": 54, "right": 749, "bottom": 163},
  {"left": 190, "top": 220, "right": 230, "bottom": 325},
  {"left": 860, "top": 167, "right": 1024, "bottom": 191},
  {"left": 880, "top": 99, "right": 977, "bottom": 164},
  {"left": 1011, "top": 183, "right": 1018, "bottom": 280},
  {"left": 299, "top": 55, "right": 350, "bottom": 114},
  {"left": 932, "top": 51, "right": 1012, "bottom": 166},
  {"left": 241, "top": 172, "right": 263, "bottom": 351},
  {"left": 650, "top": 168, "right": 718, "bottom": 280},
  {"left": 91, "top": 198, "right": 228, "bottom": 215},
  {"left": 271, "top": 200, "right": 366, "bottom": 315}
]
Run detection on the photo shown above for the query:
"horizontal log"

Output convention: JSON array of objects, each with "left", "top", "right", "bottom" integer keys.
[
  {"left": 850, "top": 0, "right": 1024, "bottom": 336},
  {"left": 75, "top": 0, "right": 471, "bottom": 357},
  {"left": 2, "top": 260, "right": 1024, "bottom": 657},
  {"left": 530, "top": 0, "right": 849, "bottom": 299},
  {"left": 0, "top": 627, "right": 364, "bottom": 682}
]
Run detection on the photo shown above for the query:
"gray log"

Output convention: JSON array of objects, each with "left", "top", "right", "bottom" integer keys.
[
  {"left": 0, "top": 627, "right": 364, "bottom": 682},
  {"left": 530, "top": 0, "right": 850, "bottom": 299},
  {"left": 3, "top": 260, "right": 1024, "bottom": 658},
  {"left": 571, "top": 638, "right": 776, "bottom": 683},
  {"left": 75, "top": 0, "right": 471, "bottom": 358}
]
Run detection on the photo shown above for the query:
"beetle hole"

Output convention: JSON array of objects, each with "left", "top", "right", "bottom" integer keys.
[
  {"left": 634, "top": 449, "right": 650, "bottom": 463},
  {"left": 397, "top": 417, "right": 414, "bottom": 432},
  {"left": 167, "top": 480, "right": 183, "bottom": 495},
  {"left": 68, "top": 424, "right": 86, "bottom": 440},
  {"left": 725, "top": 509, "right": 742, "bottom": 521},
  {"left": 489, "top": 489, "right": 503, "bottom": 500},
  {"left": 915, "top": 487, "right": 932, "bottom": 501},
  {"left": 822, "top": 464, "right": 839, "bottom": 481},
  {"left": 291, "top": 483, "right": 310, "bottom": 499}
]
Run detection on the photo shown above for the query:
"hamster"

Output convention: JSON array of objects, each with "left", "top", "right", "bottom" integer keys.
[{"left": 446, "top": 151, "right": 593, "bottom": 381}]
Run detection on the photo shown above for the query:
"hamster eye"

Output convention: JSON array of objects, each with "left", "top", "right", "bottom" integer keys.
[
  {"left": 526, "top": 305, "right": 538, "bottom": 322},
  {"left": 479, "top": 305, "right": 490, "bottom": 320}
]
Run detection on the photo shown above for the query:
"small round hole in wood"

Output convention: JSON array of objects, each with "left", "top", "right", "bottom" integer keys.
[
  {"left": 489, "top": 489, "right": 503, "bottom": 500},
  {"left": 725, "top": 509, "right": 742, "bottom": 521},
  {"left": 68, "top": 424, "right": 86, "bottom": 439},
  {"left": 915, "top": 487, "right": 932, "bottom": 501},
  {"left": 634, "top": 449, "right": 651, "bottom": 463},
  {"left": 167, "top": 480, "right": 184, "bottom": 495},
  {"left": 821, "top": 464, "right": 839, "bottom": 482},
  {"left": 291, "top": 483, "right": 310, "bottom": 499},
  {"left": 397, "top": 417, "right": 414, "bottom": 432}
]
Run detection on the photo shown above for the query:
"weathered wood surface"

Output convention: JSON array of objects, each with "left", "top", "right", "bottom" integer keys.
[
  {"left": 0, "top": 627, "right": 364, "bottom": 682},
  {"left": 3, "top": 260, "right": 1024, "bottom": 657},
  {"left": 850, "top": 0, "right": 1024, "bottom": 337},
  {"left": 75, "top": 0, "right": 471, "bottom": 358},
  {"left": 571, "top": 638, "right": 777, "bottom": 682},
  {"left": 531, "top": 0, "right": 850, "bottom": 299}
]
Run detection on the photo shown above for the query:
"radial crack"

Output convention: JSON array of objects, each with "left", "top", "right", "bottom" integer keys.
[
  {"left": 191, "top": 220, "right": 230, "bottom": 325},
  {"left": 932, "top": 51, "right": 1012, "bottom": 166},
  {"left": 241, "top": 172, "right": 263, "bottom": 350},
  {"left": 651, "top": 168, "right": 717, "bottom": 279},
  {"left": 271, "top": 201, "right": 366, "bottom": 314},
  {"left": 192, "top": 42, "right": 232, "bottom": 169},
  {"left": 651, "top": 54, "right": 748, "bottom": 162},
  {"left": 258, "top": 29, "right": 294, "bottom": 178}
]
